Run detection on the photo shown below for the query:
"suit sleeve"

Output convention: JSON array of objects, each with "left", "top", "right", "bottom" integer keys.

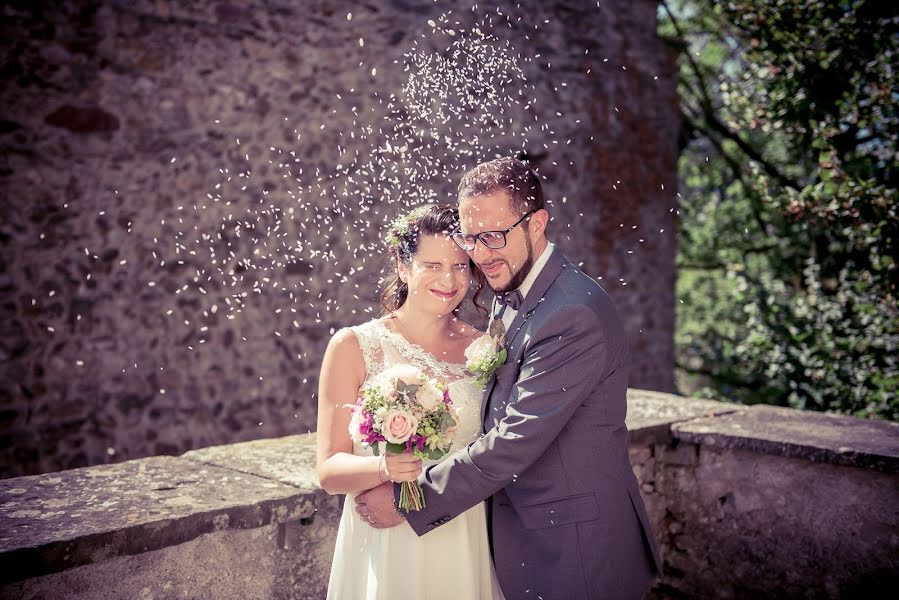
[{"left": 400, "top": 304, "right": 611, "bottom": 536}]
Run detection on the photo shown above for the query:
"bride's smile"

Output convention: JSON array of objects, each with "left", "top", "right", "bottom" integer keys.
[{"left": 429, "top": 287, "right": 459, "bottom": 301}]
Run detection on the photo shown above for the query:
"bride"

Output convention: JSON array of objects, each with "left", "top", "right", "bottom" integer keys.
[{"left": 316, "top": 204, "right": 505, "bottom": 599}]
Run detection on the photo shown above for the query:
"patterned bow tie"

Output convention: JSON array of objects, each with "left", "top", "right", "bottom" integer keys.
[{"left": 496, "top": 290, "right": 523, "bottom": 311}]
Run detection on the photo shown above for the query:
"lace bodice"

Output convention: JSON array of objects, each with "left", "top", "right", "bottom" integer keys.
[{"left": 349, "top": 319, "right": 484, "bottom": 461}]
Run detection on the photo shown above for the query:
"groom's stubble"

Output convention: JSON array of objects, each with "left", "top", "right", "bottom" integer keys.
[{"left": 492, "top": 228, "right": 535, "bottom": 294}]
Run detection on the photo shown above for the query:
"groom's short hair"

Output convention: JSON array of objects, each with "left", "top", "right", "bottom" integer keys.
[{"left": 458, "top": 157, "right": 545, "bottom": 216}]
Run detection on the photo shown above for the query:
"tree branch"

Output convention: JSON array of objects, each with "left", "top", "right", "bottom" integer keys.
[
  {"left": 677, "top": 262, "right": 726, "bottom": 270},
  {"left": 703, "top": 114, "right": 801, "bottom": 190},
  {"left": 682, "top": 110, "right": 772, "bottom": 235},
  {"left": 661, "top": 0, "right": 802, "bottom": 191},
  {"left": 678, "top": 243, "right": 778, "bottom": 271}
]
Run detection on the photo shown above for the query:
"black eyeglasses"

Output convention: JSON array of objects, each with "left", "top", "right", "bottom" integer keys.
[{"left": 450, "top": 210, "right": 535, "bottom": 251}]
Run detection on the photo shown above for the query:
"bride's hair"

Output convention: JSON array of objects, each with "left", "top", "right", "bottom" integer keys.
[{"left": 379, "top": 203, "right": 487, "bottom": 315}]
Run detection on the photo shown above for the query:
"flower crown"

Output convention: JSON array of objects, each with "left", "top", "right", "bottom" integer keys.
[{"left": 384, "top": 206, "right": 432, "bottom": 252}]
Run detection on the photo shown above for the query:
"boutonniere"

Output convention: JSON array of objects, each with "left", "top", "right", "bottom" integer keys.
[{"left": 465, "top": 318, "right": 508, "bottom": 388}]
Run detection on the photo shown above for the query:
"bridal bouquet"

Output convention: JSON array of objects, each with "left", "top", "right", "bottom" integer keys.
[{"left": 348, "top": 364, "right": 459, "bottom": 511}]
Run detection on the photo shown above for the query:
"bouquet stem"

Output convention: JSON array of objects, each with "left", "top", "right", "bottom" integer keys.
[{"left": 398, "top": 481, "right": 426, "bottom": 511}]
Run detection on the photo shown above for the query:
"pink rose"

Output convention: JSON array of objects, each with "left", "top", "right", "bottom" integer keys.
[{"left": 382, "top": 409, "right": 418, "bottom": 444}]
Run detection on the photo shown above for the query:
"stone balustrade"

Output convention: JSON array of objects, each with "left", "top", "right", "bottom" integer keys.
[{"left": 1, "top": 390, "right": 896, "bottom": 599}]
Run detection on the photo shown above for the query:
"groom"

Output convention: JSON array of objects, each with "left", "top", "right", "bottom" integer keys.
[{"left": 356, "top": 157, "right": 663, "bottom": 599}]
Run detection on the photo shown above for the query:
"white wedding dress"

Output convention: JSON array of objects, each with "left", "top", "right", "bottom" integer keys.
[{"left": 326, "top": 319, "right": 505, "bottom": 600}]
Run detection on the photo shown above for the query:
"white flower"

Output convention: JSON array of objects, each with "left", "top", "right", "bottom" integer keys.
[
  {"left": 381, "top": 365, "right": 421, "bottom": 398},
  {"left": 381, "top": 364, "right": 422, "bottom": 386},
  {"left": 348, "top": 409, "right": 364, "bottom": 444},
  {"left": 465, "top": 334, "right": 496, "bottom": 364},
  {"left": 378, "top": 377, "right": 398, "bottom": 401},
  {"left": 416, "top": 381, "right": 442, "bottom": 411},
  {"left": 465, "top": 334, "right": 499, "bottom": 371}
]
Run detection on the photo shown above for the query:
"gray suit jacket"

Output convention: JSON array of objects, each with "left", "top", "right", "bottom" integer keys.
[{"left": 400, "top": 247, "right": 663, "bottom": 599}]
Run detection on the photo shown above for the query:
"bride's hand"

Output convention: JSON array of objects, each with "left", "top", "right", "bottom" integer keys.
[{"left": 383, "top": 453, "right": 422, "bottom": 483}]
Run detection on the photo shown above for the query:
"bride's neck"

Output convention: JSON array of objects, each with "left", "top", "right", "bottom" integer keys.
[{"left": 390, "top": 304, "right": 457, "bottom": 343}]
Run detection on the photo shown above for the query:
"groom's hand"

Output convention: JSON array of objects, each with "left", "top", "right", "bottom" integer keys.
[{"left": 355, "top": 482, "right": 406, "bottom": 529}]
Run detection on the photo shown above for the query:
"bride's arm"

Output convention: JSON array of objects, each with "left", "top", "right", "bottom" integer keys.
[{"left": 316, "top": 329, "right": 383, "bottom": 495}]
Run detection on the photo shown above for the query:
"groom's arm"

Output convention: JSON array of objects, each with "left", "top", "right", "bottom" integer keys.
[{"left": 400, "top": 304, "right": 614, "bottom": 536}]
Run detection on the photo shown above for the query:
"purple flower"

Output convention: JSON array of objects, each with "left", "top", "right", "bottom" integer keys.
[
  {"left": 358, "top": 411, "right": 384, "bottom": 445},
  {"left": 365, "top": 431, "right": 385, "bottom": 444},
  {"left": 405, "top": 434, "right": 426, "bottom": 452}
]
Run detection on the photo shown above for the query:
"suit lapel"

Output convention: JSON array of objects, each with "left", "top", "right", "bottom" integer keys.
[
  {"left": 480, "top": 247, "right": 568, "bottom": 428},
  {"left": 503, "top": 247, "right": 566, "bottom": 350}
]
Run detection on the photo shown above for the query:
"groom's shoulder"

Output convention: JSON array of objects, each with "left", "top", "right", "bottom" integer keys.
[{"left": 550, "top": 255, "right": 615, "bottom": 311}]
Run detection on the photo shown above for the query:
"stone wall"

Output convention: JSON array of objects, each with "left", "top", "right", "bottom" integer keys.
[
  {"left": 1, "top": 391, "right": 896, "bottom": 599},
  {"left": 631, "top": 400, "right": 899, "bottom": 598},
  {"left": 0, "top": 0, "right": 679, "bottom": 478},
  {"left": 0, "top": 434, "right": 342, "bottom": 600}
]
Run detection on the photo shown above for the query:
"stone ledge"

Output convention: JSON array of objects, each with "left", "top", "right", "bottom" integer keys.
[
  {"left": 673, "top": 405, "right": 899, "bottom": 473},
  {"left": 0, "top": 436, "right": 325, "bottom": 585},
  {"left": 181, "top": 433, "right": 319, "bottom": 490},
  {"left": 625, "top": 388, "right": 742, "bottom": 446}
]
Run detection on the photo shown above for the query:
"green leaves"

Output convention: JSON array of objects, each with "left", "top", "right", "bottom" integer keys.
[
  {"left": 438, "top": 410, "right": 456, "bottom": 430},
  {"left": 495, "top": 348, "right": 508, "bottom": 370},
  {"left": 667, "top": 0, "right": 898, "bottom": 420},
  {"left": 395, "top": 381, "right": 420, "bottom": 400},
  {"left": 422, "top": 446, "right": 449, "bottom": 460},
  {"left": 385, "top": 442, "right": 408, "bottom": 454}
]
